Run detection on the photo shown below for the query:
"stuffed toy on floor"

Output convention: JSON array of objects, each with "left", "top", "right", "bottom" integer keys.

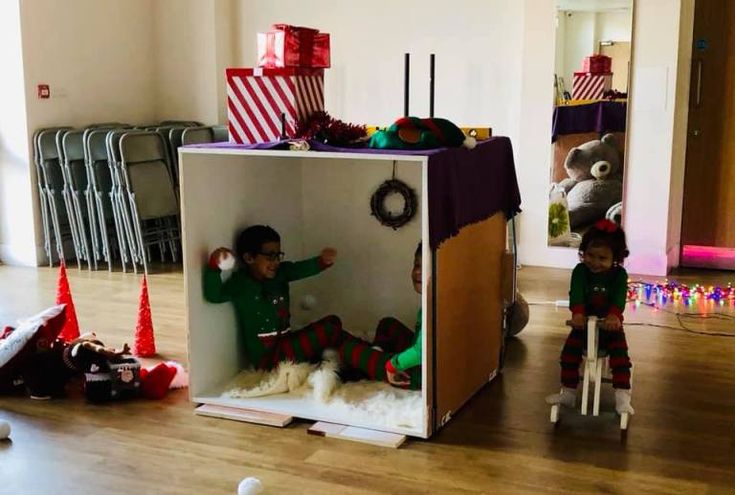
[
  {"left": 369, "top": 117, "right": 476, "bottom": 150},
  {"left": 555, "top": 133, "right": 623, "bottom": 229}
]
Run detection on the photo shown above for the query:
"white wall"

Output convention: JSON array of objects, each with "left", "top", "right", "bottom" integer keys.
[
  {"left": 0, "top": 0, "right": 35, "bottom": 266},
  {"left": 294, "top": 159, "right": 422, "bottom": 337},
  {"left": 234, "top": 0, "right": 525, "bottom": 144},
  {"left": 2, "top": 0, "right": 692, "bottom": 276},
  {"left": 622, "top": 0, "right": 690, "bottom": 275},
  {"left": 518, "top": 0, "right": 690, "bottom": 276},
  {"left": 597, "top": 11, "right": 634, "bottom": 41},
  {"left": 1, "top": 0, "right": 159, "bottom": 266},
  {"left": 557, "top": 9, "right": 633, "bottom": 87},
  {"left": 562, "top": 10, "right": 597, "bottom": 83},
  {"left": 555, "top": 11, "right": 567, "bottom": 89},
  {"left": 20, "top": 0, "right": 157, "bottom": 130},
  {"left": 153, "top": 0, "right": 236, "bottom": 126}
]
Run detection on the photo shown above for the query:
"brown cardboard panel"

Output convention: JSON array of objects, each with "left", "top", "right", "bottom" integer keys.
[{"left": 434, "top": 213, "right": 505, "bottom": 428}]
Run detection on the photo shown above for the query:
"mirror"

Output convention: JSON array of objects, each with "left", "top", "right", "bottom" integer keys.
[{"left": 548, "top": 0, "right": 633, "bottom": 248}]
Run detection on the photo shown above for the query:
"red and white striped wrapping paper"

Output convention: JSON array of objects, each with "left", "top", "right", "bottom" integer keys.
[
  {"left": 572, "top": 72, "right": 613, "bottom": 100},
  {"left": 226, "top": 67, "right": 324, "bottom": 144}
]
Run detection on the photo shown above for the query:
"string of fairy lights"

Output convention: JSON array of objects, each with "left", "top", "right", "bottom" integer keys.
[
  {"left": 626, "top": 279, "right": 735, "bottom": 337},
  {"left": 627, "top": 280, "right": 735, "bottom": 308}
]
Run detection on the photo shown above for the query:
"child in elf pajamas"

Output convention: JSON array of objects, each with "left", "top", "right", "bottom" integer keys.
[
  {"left": 204, "top": 226, "right": 423, "bottom": 385},
  {"left": 383, "top": 242, "right": 424, "bottom": 389},
  {"left": 338, "top": 242, "right": 424, "bottom": 389},
  {"left": 204, "top": 225, "right": 352, "bottom": 370},
  {"left": 546, "top": 219, "right": 634, "bottom": 415}
]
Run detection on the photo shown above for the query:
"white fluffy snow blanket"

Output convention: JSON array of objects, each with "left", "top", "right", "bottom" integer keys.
[{"left": 221, "top": 360, "right": 422, "bottom": 430}]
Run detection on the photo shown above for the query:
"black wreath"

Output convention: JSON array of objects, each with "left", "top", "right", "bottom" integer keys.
[{"left": 370, "top": 179, "right": 418, "bottom": 230}]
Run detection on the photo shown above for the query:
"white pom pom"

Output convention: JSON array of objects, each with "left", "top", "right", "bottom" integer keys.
[
  {"left": 300, "top": 294, "right": 317, "bottom": 310},
  {"left": 463, "top": 136, "right": 477, "bottom": 149},
  {"left": 165, "top": 361, "right": 189, "bottom": 389},
  {"left": 238, "top": 477, "right": 263, "bottom": 495},
  {"left": 219, "top": 253, "right": 236, "bottom": 271},
  {"left": 321, "top": 348, "right": 339, "bottom": 364},
  {"left": 0, "top": 420, "right": 11, "bottom": 440},
  {"left": 309, "top": 359, "right": 340, "bottom": 402}
]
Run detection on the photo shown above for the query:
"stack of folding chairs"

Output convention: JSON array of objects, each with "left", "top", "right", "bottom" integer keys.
[{"left": 32, "top": 121, "right": 228, "bottom": 273}]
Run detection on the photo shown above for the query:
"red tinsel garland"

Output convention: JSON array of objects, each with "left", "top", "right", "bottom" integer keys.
[{"left": 295, "top": 111, "right": 367, "bottom": 146}]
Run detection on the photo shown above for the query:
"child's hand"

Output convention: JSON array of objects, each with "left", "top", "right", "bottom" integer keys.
[
  {"left": 320, "top": 247, "right": 337, "bottom": 267},
  {"left": 603, "top": 313, "right": 622, "bottom": 331},
  {"left": 387, "top": 369, "right": 410, "bottom": 388},
  {"left": 209, "top": 247, "right": 236, "bottom": 270},
  {"left": 385, "top": 360, "right": 410, "bottom": 387},
  {"left": 570, "top": 313, "right": 586, "bottom": 329}
]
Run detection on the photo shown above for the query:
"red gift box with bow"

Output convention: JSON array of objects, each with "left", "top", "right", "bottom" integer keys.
[{"left": 257, "top": 24, "right": 331, "bottom": 69}]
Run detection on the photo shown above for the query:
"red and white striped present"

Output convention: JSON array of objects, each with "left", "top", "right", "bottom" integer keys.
[
  {"left": 226, "top": 67, "right": 324, "bottom": 144},
  {"left": 572, "top": 72, "right": 613, "bottom": 100}
]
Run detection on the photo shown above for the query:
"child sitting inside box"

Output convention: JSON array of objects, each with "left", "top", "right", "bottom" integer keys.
[{"left": 204, "top": 226, "right": 423, "bottom": 390}]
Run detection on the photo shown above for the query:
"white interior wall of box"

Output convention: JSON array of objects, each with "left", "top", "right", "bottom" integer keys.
[{"left": 179, "top": 148, "right": 430, "bottom": 437}]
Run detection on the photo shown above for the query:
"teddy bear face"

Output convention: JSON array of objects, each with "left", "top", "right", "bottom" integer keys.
[{"left": 564, "top": 133, "right": 622, "bottom": 182}]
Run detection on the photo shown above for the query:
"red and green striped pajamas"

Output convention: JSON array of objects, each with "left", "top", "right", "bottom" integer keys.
[
  {"left": 560, "top": 326, "right": 632, "bottom": 389},
  {"left": 256, "top": 315, "right": 347, "bottom": 369},
  {"left": 560, "top": 263, "right": 632, "bottom": 389},
  {"left": 203, "top": 260, "right": 421, "bottom": 385},
  {"left": 339, "top": 317, "right": 422, "bottom": 389},
  {"left": 258, "top": 315, "right": 422, "bottom": 389}
]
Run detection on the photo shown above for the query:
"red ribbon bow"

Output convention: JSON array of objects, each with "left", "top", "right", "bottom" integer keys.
[{"left": 594, "top": 219, "right": 618, "bottom": 233}]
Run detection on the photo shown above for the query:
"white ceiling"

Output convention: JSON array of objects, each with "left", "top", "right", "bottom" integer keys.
[{"left": 557, "top": 0, "right": 632, "bottom": 12}]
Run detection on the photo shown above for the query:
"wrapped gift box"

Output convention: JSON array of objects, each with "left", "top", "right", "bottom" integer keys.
[
  {"left": 226, "top": 67, "right": 325, "bottom": 144},
  {"left": 572, "top": 72, "right": 613, "bottom": 100},
  {"left": 582, "top": 55, "right": 612, "bottom": 74},
  {"left": 257, "top": 24, "right": 330, "bottom": 69}
]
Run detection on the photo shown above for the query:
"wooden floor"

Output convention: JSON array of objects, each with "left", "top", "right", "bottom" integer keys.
[{"left": 0, "top": 264, "right": 733, "bottom": 494}]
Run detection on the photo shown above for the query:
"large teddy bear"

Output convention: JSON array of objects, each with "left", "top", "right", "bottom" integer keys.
[{"left": 557, "top": 133, "right": 623, "bottom": 230}]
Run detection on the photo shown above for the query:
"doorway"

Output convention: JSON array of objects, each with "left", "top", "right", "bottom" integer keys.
[{"left": 680, "top": 0, "right": 735, "bottom": 269}]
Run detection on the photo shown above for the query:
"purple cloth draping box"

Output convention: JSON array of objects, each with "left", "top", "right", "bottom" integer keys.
[
  {"left": 552, "top": 101, "right": 627, "bottom": 142},
  {"left": 184, "top": 137, "right": 522, "bottom": 249}
]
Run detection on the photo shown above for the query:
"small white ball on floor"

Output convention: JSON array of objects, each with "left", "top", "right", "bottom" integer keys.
[
  {"left": 238, "top": 477, "right": 263, "bottom": 495},
  {"left": 0, "top": 420, "right": 11, "bottom": 440},
  {"left": 300, "top": 294, "right": 317, "bottom": 310}
]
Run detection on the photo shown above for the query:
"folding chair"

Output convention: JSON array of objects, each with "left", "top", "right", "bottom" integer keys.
[
  {"left": 212, "top": 125, "right": 229, "bottom": 142},
  {"left": 160, "top": 120, "right": 203, "bottom": 127},
  {"left": 106, "top": 129, "right": 140, "bottom": 272},
  {"left": 38, "top": 128, "right": 78, "bottom": 266},
  {"left": 61, "top": 130, "right": 96, "bottom": 269},
  {"left": 181, "top": 126, "right": 216, "bottom": 145},
  {"left": 119, "top": 131, "right": 181, "bottom": 273},
  {"left": 33, "top": 127, "right": 68, "bottom": 266},
  {"left": 87, "top": 129, "right": 127, "bottom": 271},
  {"left": 167, "top": 126, "right": 188, "bottom": 186}
]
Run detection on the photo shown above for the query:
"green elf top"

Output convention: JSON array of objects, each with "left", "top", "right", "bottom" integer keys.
[{"left": 368, "top": 117, "right": 477, "bottom": 150}]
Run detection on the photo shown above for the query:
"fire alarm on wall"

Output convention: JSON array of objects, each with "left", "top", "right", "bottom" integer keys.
[{"left": 37, "top": 84, "right": 50, "bottom": 99}]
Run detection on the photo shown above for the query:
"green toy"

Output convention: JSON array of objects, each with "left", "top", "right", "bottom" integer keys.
[{"left": 368, "top": 117, "right": 476, "bottom": 150}]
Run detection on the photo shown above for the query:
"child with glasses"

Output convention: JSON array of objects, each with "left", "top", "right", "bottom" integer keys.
[{"left": 204, "top": 225, "right": 353, "bottom": 370}]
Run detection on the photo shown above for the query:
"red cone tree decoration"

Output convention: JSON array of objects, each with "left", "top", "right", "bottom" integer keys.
[
  {"left": 133, "top": 275, "right": 156, "bottom": 357},
  {"left": 56, "top": 260, "right": 80, "bottom": 342}
]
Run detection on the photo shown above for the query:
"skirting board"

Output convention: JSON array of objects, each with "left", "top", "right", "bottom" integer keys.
[
  {"left": 307, "top": 421, "right": 406, "bottom": 449},
  {"left": 195, "top": 403, "right": 292, "bottom": 427}
]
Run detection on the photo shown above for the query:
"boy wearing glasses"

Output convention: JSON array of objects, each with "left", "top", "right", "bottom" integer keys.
[{"left": 204, "top": 225, "right": 347, "bottom": 370}]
